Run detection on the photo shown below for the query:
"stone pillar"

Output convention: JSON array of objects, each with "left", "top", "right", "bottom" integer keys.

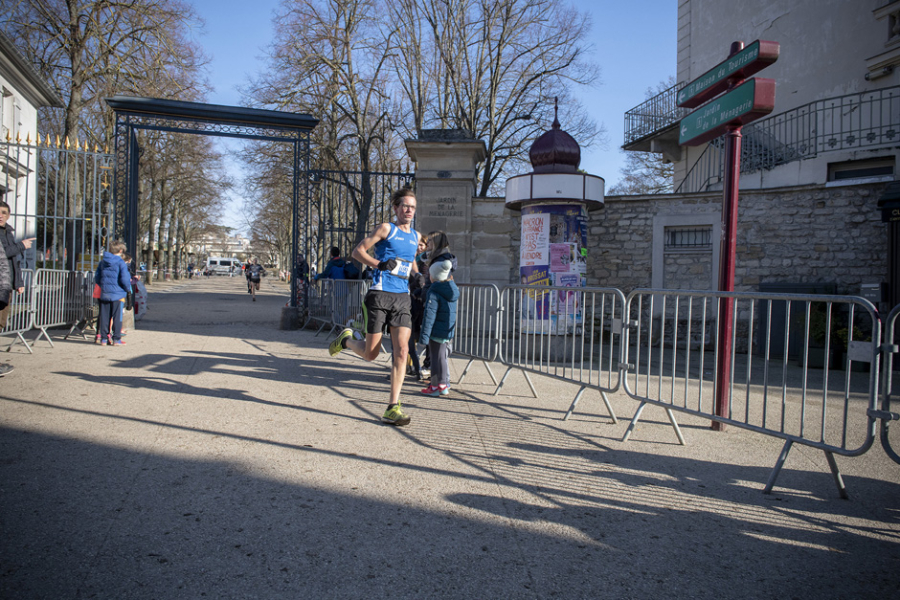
[{"left": 405, "top": 130, "right": 486, "bottom": 283}]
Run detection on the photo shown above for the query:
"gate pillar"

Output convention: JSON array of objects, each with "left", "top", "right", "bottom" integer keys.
[{"left": 405, "top": 130, "right": 486, "bottom": 283}]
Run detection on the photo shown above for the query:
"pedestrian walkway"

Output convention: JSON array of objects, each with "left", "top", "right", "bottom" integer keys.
[{"left": 0, "top": 276, "right": 897, "bottom": 599}]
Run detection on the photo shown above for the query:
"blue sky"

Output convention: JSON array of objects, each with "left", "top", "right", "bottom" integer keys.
[{"left": 188, "top": 0, "right": 677, "bottom": 231}]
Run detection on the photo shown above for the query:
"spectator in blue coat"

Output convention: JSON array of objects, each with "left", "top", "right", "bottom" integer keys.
[
  {"left": 94, "top": 240, "right": 132, "bottom": 346},
  {"left": 315, "top": 247, "right": 347, "bottom": 280},
  {"left": 418, "top": 258, "right": 459, "bottom": 397}
]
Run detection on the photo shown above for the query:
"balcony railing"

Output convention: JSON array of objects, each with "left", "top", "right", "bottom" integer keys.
[
  {"left": 624, "top": 82, "right": 900, "bottom": 194},
  {"left": 624, "top": 82, "right": 690, "bottom": 146}
]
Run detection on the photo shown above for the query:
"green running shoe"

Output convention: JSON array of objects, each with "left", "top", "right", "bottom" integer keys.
[
  {"left": 352, "top": 302, "right": 368, "bottom": 333},
  {"left": 329, "top": 328, "right": 354, "bottom": 357},
  {"left": 381, "top": 404, "right": 411, "bottom": 426}
]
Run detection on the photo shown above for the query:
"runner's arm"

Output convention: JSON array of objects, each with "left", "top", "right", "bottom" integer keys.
[{"left": 351, "top": 223, "right": 391, "bottom": 269}]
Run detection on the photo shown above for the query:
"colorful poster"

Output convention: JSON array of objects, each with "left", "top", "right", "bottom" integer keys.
[
  {"left": 549, "top": 243, "right": 576, "bottom": 273},
  {"left": 520, "top": 203, "right": 588, "bottom": 334},
  {"left": 552, "top": 273, "right": 583, "bottom": 334},
  {"left": 520, "top": 264, "right": 551, "bottom": 331},
  {"left": 520, "top": 213, "right": 549, "bottom": 267}
]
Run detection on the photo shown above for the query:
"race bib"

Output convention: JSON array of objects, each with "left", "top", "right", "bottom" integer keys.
[{"left": 390, "top": 258, "right": 413, "bottom": 279}]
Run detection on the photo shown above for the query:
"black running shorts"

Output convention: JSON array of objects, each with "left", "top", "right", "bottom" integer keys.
[{"left": 365, "top": 290, "right": 411, "bottom": 333}]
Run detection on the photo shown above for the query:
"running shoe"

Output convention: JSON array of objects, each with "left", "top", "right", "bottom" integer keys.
[
  {"left": 421, "top": 384, "right": 449, "bottom": 397},
  {"left": 329, "top": 328, "right": 354, "bottom": 356},
  {"left": 381, "top": 404, "right": 411, "bottom": 426},
  {"left": 352, "top": 302, "right": 368, "bottom": 333},
  {"left": 112, "top": 340, "right": 126, "bottom": 346}
]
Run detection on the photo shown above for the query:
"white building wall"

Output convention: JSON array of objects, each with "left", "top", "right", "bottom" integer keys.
[
  {"left": 677, "top": 0, "right": 900, "bottom": 191},
  {"left": 0, "top": 69, "right": 42, "bottom": 242}
]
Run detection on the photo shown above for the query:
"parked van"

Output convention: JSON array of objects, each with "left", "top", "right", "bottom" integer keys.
[{"left": 206, "top": 257, "right": 241, "bottom": 275}]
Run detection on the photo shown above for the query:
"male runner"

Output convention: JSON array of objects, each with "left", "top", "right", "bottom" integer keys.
[{"left": 329, "top": 188, "right": 420, "bottom": 426}]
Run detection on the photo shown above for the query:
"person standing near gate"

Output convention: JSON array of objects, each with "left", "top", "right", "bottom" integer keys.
[
  {"left": 328, "top": 188, "right": 420, "bottom": 426},
  {"left": 0, "top": 201, "right": 35, "bottom": 330},
  {"left": 0, "top": 238, "right": 15, "bottom": 375},
  {"left": 94, "top": 240, "right": 131, "bottom": 346}
]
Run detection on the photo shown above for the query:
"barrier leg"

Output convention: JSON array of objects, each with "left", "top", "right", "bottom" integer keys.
[
  {"left": 482, "top": 361, "right": 498, "bottom": 385},
  {"left": 522, "top": 371, "right": 539, "bottom": 399},
  {"left": 764, "top": 439, "right": 793, "bottom": 495},
  {"left": 824, "top": 450, "right": 849, "bottom": 500},
  {"left": 600, "top": 391, "right": 618, "bottom": 425},
  {"left": 314, "top": 320, "right": 328, "bottom": 336},
  {"left": 35, "top": 328, "right": 55, "bottom": 348},
  {"left": 564, "top": 386, "right": 586, "bottom": 421},
  {"left": 621, "top": 402, "right": 647, "bottom": 442},
  {"left": 666, "top": 408, "right": 686, "bottom": 445},
  {"left": 4, "top": 333, "right": 33, "bottom": 354},
  {"left": 458, "top": 358, "right": 475, "bottom": 385},
  {"left": 492, "top": 367, "right": 514, "bottom": 396}
]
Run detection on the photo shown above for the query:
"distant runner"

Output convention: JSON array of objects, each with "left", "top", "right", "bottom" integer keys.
[{"left": 247, "top": 258, "right": 265, "bottom": 301}]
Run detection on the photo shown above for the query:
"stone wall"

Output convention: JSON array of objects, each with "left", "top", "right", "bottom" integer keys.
[
  {"left": 588, "top": 181, "right": 890, "bottom": 296},
  {"left": 474, "top": 181, "right": 890, "bottom": 299},
  {"left": 469, "top": 197, "right": 516, "bottom": 285}
]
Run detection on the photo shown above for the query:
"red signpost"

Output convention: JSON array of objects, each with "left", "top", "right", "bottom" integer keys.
[{"left": 678, "top": 40, "right": 780, "bottom": 431}]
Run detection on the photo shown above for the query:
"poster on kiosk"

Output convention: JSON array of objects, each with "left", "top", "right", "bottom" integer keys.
[{"left": 520, "top": 204, "right": 587, "bottom": 334}]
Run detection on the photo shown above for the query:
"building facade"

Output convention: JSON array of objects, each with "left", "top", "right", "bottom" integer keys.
[
  {"left": 612, "top": 0, "right": 899, "bottom": 311},
  {"left": 0, "top": 29, "right": 64, "bottom": 241}
]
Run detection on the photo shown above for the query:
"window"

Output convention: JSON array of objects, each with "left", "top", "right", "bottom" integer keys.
[
  {"left": 828, "top": 157, "right": 895, "bottom": 182},
  {"left": 665, "top": 226, "right": 712, "bottom": 250},
  {"left": 1, "top": 88, "right": 12, "bottom": 140}
]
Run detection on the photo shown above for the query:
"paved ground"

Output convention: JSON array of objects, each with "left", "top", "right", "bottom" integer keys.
[{"left": 0, "top": 275, "right": 898, "bottom": 599}]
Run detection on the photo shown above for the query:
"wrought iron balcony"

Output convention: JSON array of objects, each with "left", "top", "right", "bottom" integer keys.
[
  {"left": 675, "top": 84, "right": 900, "bottom": 193},
  {"left": 623, "top": 82, "right": 690, "bottom": 149},
  {"left": 623, "top": 81, "right": 900, "bottom": 193}
]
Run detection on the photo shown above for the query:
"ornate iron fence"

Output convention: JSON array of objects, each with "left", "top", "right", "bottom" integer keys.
[
  {"left": 1, "top": 135, "right": 112, "bottom": 274},
  {"left": 308, "top": 169, "right": 414, "bottom": 275}
]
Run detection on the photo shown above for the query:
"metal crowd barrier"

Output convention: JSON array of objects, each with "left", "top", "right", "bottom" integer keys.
[
  {"left": 621, "top": 289, "right": 881, "bottom": 497},
  {"left": 0, "top": 268, "right": 35, "bottom": 353},
  {"left": 64, "top": 270, "right": 96, "bottom": 340},
  {"left": 454, "top": 284, "right": 502, "bottom": 387},
  {"left": 32, "top": 269, "right": 88, "bottom": 347},
  {"left": 304, "top": 278, "right": 899, "bottom": 496},
  {"left": 306, "top": 279, "right": 370, "bottom": 337},
  {"left": 496, "top": 285, "right": 626, "bottom": 423},
  {"left": 879, "top": 304, "right": 900, "bottom": 465}
]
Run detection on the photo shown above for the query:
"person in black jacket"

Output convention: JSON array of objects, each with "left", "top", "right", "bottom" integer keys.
[
  {"left": 0, "top": 201, "right": 34, "bottom": 330},
  {"left": 0, "top": 238, "right": 13, "bottom": 375}
]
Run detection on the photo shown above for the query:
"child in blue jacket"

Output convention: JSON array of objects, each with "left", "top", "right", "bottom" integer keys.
[
  {"left": 418, "top": 258, "right": 459, "bottom": 396},
  {"left": 94, "top": 240, "right": 132, "bottom": 346}
]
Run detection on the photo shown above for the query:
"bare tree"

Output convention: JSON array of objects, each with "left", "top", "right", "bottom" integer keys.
[
  {"left": 248, "top": 0, "right": 402, "bottom": 250},
  {"left": 390, "top": 0, "right": 603, "bottom": 196},
  {"left": 2, "top": 0, "right": 207, "bottom": 146}
]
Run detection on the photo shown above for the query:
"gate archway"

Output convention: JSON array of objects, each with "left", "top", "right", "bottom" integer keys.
[{"left": 106, "top": 96, "right": 318, "bottom": 312}]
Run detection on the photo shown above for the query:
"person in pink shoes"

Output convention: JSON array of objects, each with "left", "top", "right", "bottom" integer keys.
[{"left": 418, "top": 255, "right": 459, "bottom": 397}]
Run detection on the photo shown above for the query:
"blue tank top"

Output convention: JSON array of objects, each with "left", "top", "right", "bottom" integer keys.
[{"left": 371, "top": 223, "right": 419, "bottom": 293}]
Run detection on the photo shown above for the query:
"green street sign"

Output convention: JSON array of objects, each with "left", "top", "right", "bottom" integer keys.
[
  {"left": 679, "top": 78, "right": 776, "bottom": 146},
  {"left": 677, "top": 40, "right": 780, "bottom": 109}
]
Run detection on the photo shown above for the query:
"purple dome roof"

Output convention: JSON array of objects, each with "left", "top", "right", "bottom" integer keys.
[{"left": 528, "top": 101, "right": 580, "bottom": 173}]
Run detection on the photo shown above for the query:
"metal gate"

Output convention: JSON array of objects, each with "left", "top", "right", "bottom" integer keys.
[
  {"left": 308, "top": 169, "right": 415, "bottom": 274},
  {"left": 107, "top": 96, "right": 318, "bottom": 312}
]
